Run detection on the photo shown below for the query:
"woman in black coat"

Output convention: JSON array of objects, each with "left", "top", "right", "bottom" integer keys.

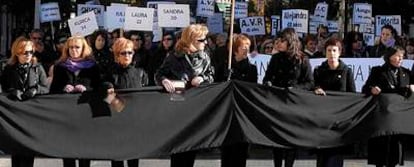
[
  {"left": 362, "top": 46, "right": 414, "bottom": 167},
  {"left": 1, "top": 36, "right": 49, "bottom": 167},
  {"left": 262, "top": 28, "right": 313, "bottom": 167},
  {"left": 313, "top": 38, "right": 356, "bottom": 167},
  {"left": 147, "top": 32, "right": 176, "bottom": 86}
]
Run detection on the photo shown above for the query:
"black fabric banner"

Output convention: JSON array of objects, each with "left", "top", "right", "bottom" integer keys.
[{"left": 0, "top": 80, "right": 413, "bottom": 160}]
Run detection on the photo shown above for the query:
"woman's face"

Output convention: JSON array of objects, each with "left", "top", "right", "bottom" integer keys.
[
  {"left": 380, "top": 28, "right": 393, "bottom": 45},
  {"left": 326, "top": 45, "right": 340, "bottom": 64},
  {"left": 352, "top": 39, "right": 363, "bottom": 50},
  {"left": 264, "top": 43, "right": 273, "bottom": 54},
  {"left": 18, "top": 43, "right": 34, "bottom": 64},
  {"left": 276, "top": 39, "right": 288, "bottom": 52},
  {"left": 68, "top": 39, "right": 83, "bottom": 60},
  {"left": 162, "top": 35, "right": 174, "bottom": 49},
  {"left": 130, "top": 35, "right": 142, "bottom": 51},
  {"left": 95, "top": 35, "right": 105, "bottom": 50},
  {"left": 117, "top": 46, "right": 135, "bottom": 67},
  {"left": 193, "top": 35, "right": 207, "bottom": 52},
  {"left": 389, "top": 50, "right": 404, "bottom": 67},
  {"left": 236, "top": 41, "right": 250, "bottom": 59}
]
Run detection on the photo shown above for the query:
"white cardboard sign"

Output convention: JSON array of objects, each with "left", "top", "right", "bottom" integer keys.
[
  {"left": 281, "top": 9, "right": 309, "bottom": 33},
  {"left": 375, "top": 15, "right": 402, "bottom": 36},
  {"left": 240, "top": 17, "right": 266, "bottom": 36},
  {"left": 235, "top": 2, "right": 248, "bottom": 19},
  {"left": 40, "top": 2, "right": 61, "bottom": 23},
  {"left": 197, "top": 0, "right": 215, "bottom": 17},
  {"left": 124, "top": 7, "right": 154, "bottom": 31},
  {"left": 68, "top": 11, "right": 99, "bottom": 37},
  {"left": 105, "top": 6, "right": 126, "bottom": 31},
  {"left": 77, "top": 4, "right": 105, "bottom": 28},
  {"left": 353, "top": 3, "right": 372, "bottom": 24},
  {"left": 313, "top": 2, "right": 328, "bottom": 22},
  {"left": 157, "top": 4, "right": 190, "bottom": 28}
]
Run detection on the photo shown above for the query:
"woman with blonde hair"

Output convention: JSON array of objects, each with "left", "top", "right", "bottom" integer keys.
[
  {"left": 1, "top": 36, "right": 49, "bottom": 167},
  {"left": 50, "top": 36, "right": 100, "bottom": 94},
  {"left": 155, "top": 24, "right": 214, "bottom": 167}
]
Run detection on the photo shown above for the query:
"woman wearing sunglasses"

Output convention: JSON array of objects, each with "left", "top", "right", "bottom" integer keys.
[{"left": 1, "top": 36, "right": 49, "bottom": 167}]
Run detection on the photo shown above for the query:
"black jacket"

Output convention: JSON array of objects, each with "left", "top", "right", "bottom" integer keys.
[
  {"left": 1, "top": 63, "right": 49, "bottom": 94},
  {"left": 104, "top": 64, "right": 148, "bottom": 89},
  {"left": 155, "top": 50, "right": 214, "bottom": 86},
  {"left": 50, "top": 62, "right": 101, "bottom": 94},
  {"left": 231, "top": 58, "right": 257, "bottom": 83},
  {"left": 313, "top": 60, "right": 356, "bottom": 92},
  {"left": 262, "top": 52, "right": 314, "bottom": 90},
  {"left": 362, "top": 64, "right": 413, "bottom": 96}
]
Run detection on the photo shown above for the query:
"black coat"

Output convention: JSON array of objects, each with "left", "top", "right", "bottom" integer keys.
[
  {"left": 313, "top": 60, "right": 356, "bottom": 92},
  {"left": 1, "top": 63, "right": 49, "bottom": 94},
  {"left": 155, "top": 51, "right": 214, "bottom": 86},
  {"left": 104, "top": 64, "right": 148, "bottom": 89},
  {"left": 231, "top": 58, "right": 257, "bottom": 83},
  {"left": 262, "top": 52, "right": 314, "bottom": 90},
  {"left": 362, "top": 64, "right": 413, "bottom": 96},
  {"left": 50, "top": 61, "right": 101, "bottom": 94}
]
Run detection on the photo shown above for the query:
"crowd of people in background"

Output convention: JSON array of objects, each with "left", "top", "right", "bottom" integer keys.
[{"left": 1, "top": 22, "right": 414, "bottom": 167}]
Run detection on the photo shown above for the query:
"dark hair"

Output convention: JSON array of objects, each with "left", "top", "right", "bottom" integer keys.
[
  {"left": 381, "top": 24, "right": 397, "bottom": 38},
  {"left": 324, "top": 38, "right": 343, "bottom": 52},
  {"left": 383, "top": 46, "right": 405, "bottom": 63},
  {"left": 91, "top": 30, "right": 109, "bottom": 50},
  {"left": 280, "top": 28, "right": 303, "bottom": 60},
  {"left": 344, "top": 31, "right": 364, "bottom": 55}
]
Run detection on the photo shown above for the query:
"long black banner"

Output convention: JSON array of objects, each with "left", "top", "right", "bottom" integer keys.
[{"left": 0, "top": 81, "right": 413, "bottom": 160}]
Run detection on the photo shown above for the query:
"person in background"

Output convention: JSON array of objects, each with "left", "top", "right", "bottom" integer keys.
[
  {"left": 155, "top": 24, "right": 214, "bottom": 167},
  {"left": 313, "top": 38, "right": 356, "bottom": 167},
  {"left": 128, "top": 31, "right": 150, "bottom": 73},
  {"left": 262, "top": 28, "right": 313, "bottom": 167},
  {"left": 212, "top": 33, "right": 229, "bottom": 82},
  {"left": 104, "top": 37, "right": 148, "bottom": 167},
  {"left": 405, "top": 38, "right": 414, "bottom": 60},
  {"left": 344, "top": 31, "right": 368, "bottom": 58},
  {"left": 148, "top": 32, "right": 176, "bottom": 86},
  {"left": 369, "top": 25, "right": 399, "bottom": 58},
  {"left": 221, "top": 34, "right": 257, "bottom": 167},
  {"left": 1, "top": 36, "right": 49, "bottom": 167},
  {"left": 30, "top": 28, "right": 57, "bottom": 77},
  {"left": 143, "top": 32, "right": 156, "bottom": 51},
  {"left": 303, "top": 34, "right": 323, "bottom": 58},
  {"left": 92, "top": 30, "right": 113, "bottom": 75},
  {"left": 363, "top": 46, "right": 413, "bottom": 167},
  {"left": 260, "top": 38, "right": 274, "bottom": 55},
  {"left": 316, "top": 25, "right": 329, "bottom": 55}
]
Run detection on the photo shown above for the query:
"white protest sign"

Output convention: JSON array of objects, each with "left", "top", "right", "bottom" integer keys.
[
  {"left": 208, "top": 13, "right": 224, "bottom": 34},
  {"left": 240, "top": 17, "right": 265, "bottom": 36},
  {"left": 197, "top": 0, "right": 215, "bottom": 17},
  {"left": 327, "top": 20, "right": 339, "bottom": 32},
  {"left": 271, "top": 15, "right": 280, "bottom": 36},
  {"left": 363, "top": 33, "right": 375, "bottom": 46},
  {"left": 313, "top": 2, "right": 328, "bottom": 22},
  {"left": 147, "top": 1, "right": 176, "bottom": 22},
  {"left": 281, "top": 9, "right": 309, "bottom": 33},
  {"left": 68, "top": 11, "right": 98, "bottom": 37},
  {"left": 235, "top": 2, "right": 248, "bottom": 19},
  {"left": 77, "top": 4, "right": 105, "bottom": 28},
  {"left": 375, "top": 15, "right": 402, "bottom": 36},
  {"left": 360, "top": 24, "right": 375, "bottom": 33},
  {"left": 110, "top": 3, "right": 128, "bottom": 7},
  {"left": 158, "top": 4, "right": 190, "bottom": 28},
  {"left": 152, "top": 22, "right": 162, "bottom": 42},
  {"left": 353, "top": 3, "right": 372, "bottom": 24},
  {"left": 105, "top": 6, "right": 126, "bottom": 31},
  {"left": 309, "top": 15, "right": 324, "bottom": 35},
  {"left": 248, "top": 54, "right": 271, "bottom": 84},
  {"left": 40, "top": 2, "right": 61, "bottom": 23},
  {"left": 124, "top": 7, "right": 154, "bottom": 31}
]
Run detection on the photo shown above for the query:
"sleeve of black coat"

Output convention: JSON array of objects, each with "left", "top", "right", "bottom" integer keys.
[
  {"left": 346, "top": 67, "right": 356, "bottom": 93},
  {"left": 296, "top": 58, "right": 314, "bottom": 90}
]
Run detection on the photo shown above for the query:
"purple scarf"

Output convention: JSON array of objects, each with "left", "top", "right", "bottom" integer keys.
[{"left": 61, "top": 59, "right": 95, "bottom": 73}]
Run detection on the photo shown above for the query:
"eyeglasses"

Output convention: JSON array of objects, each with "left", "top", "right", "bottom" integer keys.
[
  {"left": 120, "top": 51, "right": 134, "bottom": 56},
  {"left": 197, "top": 38, "right": 207, "bottom": 43},
  {"left": 69, "top": 46, "right": 81, "bottom": 49},
  {"left": 24, "top": 50, "right": 34, "bottom": 56},
  {"left": 265, "top": 46, "right": 273, "bottom": 50}
]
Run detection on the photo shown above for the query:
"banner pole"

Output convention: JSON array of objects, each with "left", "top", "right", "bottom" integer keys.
[{"left": 226, "top": 0, "right": 236, "bottom": 81}]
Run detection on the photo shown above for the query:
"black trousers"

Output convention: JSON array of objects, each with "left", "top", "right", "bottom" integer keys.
[
  {"left": 63, "top": 158, "right": 90, "bottom": 167},
  {"left": 11, "top": 155, "right": 34, "bottom": 167},
  {"left": 273, "top": 148, "right": 296, "bottom": 167},
  {"left": 221, "top": 143, "right": 248, "bottom": 167},
  {"left": 170, "top": 151, "right": 196, "bottom": 167},
  {"left": 316, "top": 151, "right": 344, "bottom": 167},
  {"left": 111, "top": 159, "right": 139, "bottom": 167}
]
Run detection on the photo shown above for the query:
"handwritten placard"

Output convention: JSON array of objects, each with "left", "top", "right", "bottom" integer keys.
[
  {"left": 240, "top": 17, "right": 266, "bottom": 36},
  {"left": 353, "top": 3, "right": 372, "bottom": 24},
  {"left": 77, "top": 4, "right": 104, "bottom": 28},
  {"left": 197, "top": 0, "right": 215, "bottom": 17},
  {"left": 281, "top": 9, "right": 309, "bottom": 33},
  {"left": 124, "top": 7, "right": 154, "bottom": 31},
  {"left": 68, "top": 11, "right": 98, "bottom": 37},
  {"left": 158, "top": 4, "right": 190, "bottom": 28},
  {"left": 40, "top": 2, "right": 61, "bottom": 23}
]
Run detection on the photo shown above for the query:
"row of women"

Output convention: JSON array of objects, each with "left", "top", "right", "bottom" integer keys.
[{"left": 1, "top": 23, "right": 412, "bottom": 167}]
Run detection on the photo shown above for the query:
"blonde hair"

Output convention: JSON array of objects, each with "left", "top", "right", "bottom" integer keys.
[
  {"left": 57, "top": 36, "right": 93, "bottom": 63},
  {"left": 8, "top": 36, "right": 37, "bottom": 65},
  {"left": 175, "top": 24, "right": 209, "bottom": 53},
  {"left": 112, "top": 37, "right": 134, "bottom": 63}
]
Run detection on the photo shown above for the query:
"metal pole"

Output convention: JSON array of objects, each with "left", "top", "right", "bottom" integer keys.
[{"left": 227, "top": 0, "right": 235, "bottom": 80}]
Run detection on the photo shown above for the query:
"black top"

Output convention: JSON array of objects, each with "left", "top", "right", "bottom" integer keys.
[
  {"left": 313, "top": 60, "right": 356, "bottom": 92},
  {"left": 1, "top": 62, "right": 49, "bottom": 94},
  {"left": 262, "top": 52, "right": 314, "bottom": 90},
  {"left": 231, "top": 58, "right": 257, "bottom": 83},
  {"left": 103, "top": 64, "right": 148, "bottom": 89}
]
